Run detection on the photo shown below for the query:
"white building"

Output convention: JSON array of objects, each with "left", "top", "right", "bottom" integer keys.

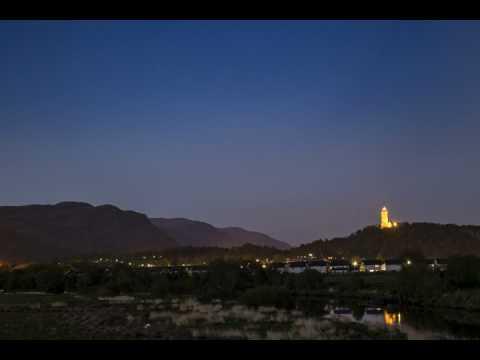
[
  {"left": 329, "top": 260, "right": 350, "bottom": 273},
  {"left": 363, "top": 259, "right": 385, "bottom": 273}
]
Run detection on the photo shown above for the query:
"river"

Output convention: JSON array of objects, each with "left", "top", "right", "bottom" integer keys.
[{"left": 320, "top": 301, "right": 480, "bottom": 340}]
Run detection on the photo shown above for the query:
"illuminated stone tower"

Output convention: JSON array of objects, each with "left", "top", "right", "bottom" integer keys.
[
  {"left": 380, "top": 206, "right": 397, "bottom": 229},
  {"left": 380, "top": 206, "right": 390, "bottom": 228}
]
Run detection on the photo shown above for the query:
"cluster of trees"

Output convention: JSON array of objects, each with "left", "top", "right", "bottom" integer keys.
[
  {"left": 391, "top": 255, "right": 480, "bottom": 306},
  {"left": 0, "top": 260, "right": 324, "bottom": 308},
  {"left": 2, "top": 256, "right": 480, "bottom": 310},
  {"left": 0, "top": 264, "right": 67, "bottom": 294}
]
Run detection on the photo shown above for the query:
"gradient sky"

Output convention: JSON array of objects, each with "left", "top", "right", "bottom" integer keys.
[{"left": 1, "top": 20, "right": 480, "bottom": 245}]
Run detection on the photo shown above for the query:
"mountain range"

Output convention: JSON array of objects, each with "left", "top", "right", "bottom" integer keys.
[
  {"left": 0, "top": 202, "right": 289, "bottom": 263},
  {"left": 0, "top": 202, "right": 176, "bottom": 263},
  {"left": 2, "top": 202, "right": 480, "bottom": 264},
  {"left": 150, "top": 217, "right": 291, "bottom": 250}
]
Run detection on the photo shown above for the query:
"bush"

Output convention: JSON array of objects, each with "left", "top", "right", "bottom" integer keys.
[
  {"left": 393, "top": 265, "right": 443, "bottom": 305},
  {"left": 291, "top": 269, "right": 325, "bottom": 293},
  {"left": 0, "top": 269, "right": 9, "bottom": 290},
  {"left": 446, "top": 256, "right": 480, "bottom": 289},
  {"left": 5, "top": 269, "right": 36, "bottom": 291},
  {"left": 35, "top": 267, "right": 65, "bottom": 294},
  {"left": 74, "top": 265, "right": 107, "bottom": 293},
  {"left": 338, "top": 274, "right": 366, "bottom": 293},
  {"left": 195, "top": 260, "right": 252, "bottom": 301},
  {"left": 104, "top": 265, "right": 145, "bottom": 295},
  {"left": 151, "top": 274, "right": 171, "bottom": 298},
  {"left": 168, "top": 272, "right": 194, "bottom": 295},
  {"left": 240, "top": 286, "right": 294, "bottom": 309}
]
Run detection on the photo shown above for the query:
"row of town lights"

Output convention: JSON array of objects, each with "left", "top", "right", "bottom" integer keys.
[
  {"left": 96, "top": 257, "right": 414, "bottom": 268},
  {"left": 285, "top": 257, "right": 413, "bottom": 267}
]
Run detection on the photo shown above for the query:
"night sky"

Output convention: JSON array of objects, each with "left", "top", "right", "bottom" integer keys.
[{"left": 2, "top": 20, "right": 480, "bottom": 245}]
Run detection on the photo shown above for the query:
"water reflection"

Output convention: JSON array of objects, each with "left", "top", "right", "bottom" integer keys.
[
  {"left": 294, "top": 296, "right": 480, "bottom": 339},
  {"left": 351, "top": 304, "right": 364, "bottom": 321},
  {"left": 384, "top": 311, "right": 401, "bottom": 327},
  {"left": 320, "top": 303, "right": 480, "bottom": 339},
  {"left": 325, "top": 306, "right": 407, "bottom": 336}
]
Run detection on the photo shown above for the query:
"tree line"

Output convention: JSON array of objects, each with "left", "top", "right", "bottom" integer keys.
[{"left": 2, "top": 255, "right": 480, "bottom": 310}]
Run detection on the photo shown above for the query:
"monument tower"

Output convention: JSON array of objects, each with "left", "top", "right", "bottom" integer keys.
[{"left": 380, "top": 206, "right": 397, "bottom": 229}]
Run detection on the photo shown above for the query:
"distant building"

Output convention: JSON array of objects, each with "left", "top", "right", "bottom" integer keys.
[
  {"left": 271, "top": 262, "right": 287, "bottom": 273},
  {"left": 285, "top": 261, "right": 307, "bottom": 274},
  {"left": 308, "top": 260, "right": 328, "bottom": 273},
  {"left": 427, "top": 258, "right": 448, "bottom": 272},
  {"left": 435, "top": 258, "right": 448, "bottom": 272},
  {"left": 380, "top": 206, "right": 398, "bottom": 229},
  {"left": 427, "top": 259, "right": 436, "bottom": 270},
  {"left": 329, "top": 260, "right": 350, "bottom": 273},
  {"left": 185, "top": 265, "right": 208, "bottom": 275},
  {"left": 363, "top": 259, "right": 385, "bottom": 272},
  {"left": 385, "top": 259, "right": 403, "bottom": 272},
  {"left": 272, "top": 256, "right": 450, "bottom": 275}
]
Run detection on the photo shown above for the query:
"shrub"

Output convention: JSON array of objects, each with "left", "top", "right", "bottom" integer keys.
[
  {"left": 393, "top": 265, "right": 443, "bottom": 305},
  {"left": 35, "top": 268, "right": 65, "bottom": 294},
  {"left": 6, "top": 269, "right": 36, "bottom": 291},
  {"left": 292, "top": 269, "right": 325, "bottom": 293},
  {"left": 195, "top": 260, "right": 252, "bottom": 300},
  {"left": 240, "top": 286, "right": 294, "bottom": 309},
  {"left": 338, "top": 274, "right": 366, "bottom": 293},
  {"left": 0, "top": 269, "right": 10, "bottom": 290},
  {"left": 446, "top": 256, "right": 480, "bottom": 289},
  {"left": 151, "top": 274, "right": 171, "bottom": 298}
]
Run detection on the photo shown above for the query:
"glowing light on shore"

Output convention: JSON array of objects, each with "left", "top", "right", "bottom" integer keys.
[{"left": 384, "top": 311, "right": 402, "bottom": 326}]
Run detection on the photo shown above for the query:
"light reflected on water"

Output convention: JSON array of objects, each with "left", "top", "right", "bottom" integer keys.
[
  {"left": 384, "top": 310, "right": 401, "bottom": 327},
  {"left": 322, "top": 303, "right": 480, "bottom": 339},
  {"left": 327, "top": 306, "right": 402, "bottom": 329}
]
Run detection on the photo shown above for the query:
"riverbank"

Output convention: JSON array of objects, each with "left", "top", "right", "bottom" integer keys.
[
  {"left": 0, "top": 293, "right": 405, "bottom": 340},
  {"left": 295, "top": 272, "right": 480, "bottom": 313}
]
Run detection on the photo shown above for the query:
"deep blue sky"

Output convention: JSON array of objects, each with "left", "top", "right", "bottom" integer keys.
[{"left": 2, "top": 20, "right": 480, "bottom": 245}]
